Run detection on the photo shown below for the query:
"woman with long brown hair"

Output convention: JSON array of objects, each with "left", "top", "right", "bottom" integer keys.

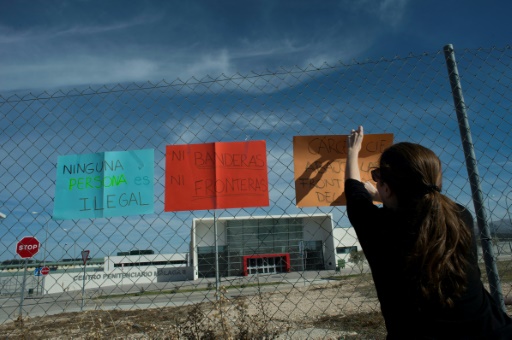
[{"left": 345, "top": 126, "right": 512, "bottom": 339}]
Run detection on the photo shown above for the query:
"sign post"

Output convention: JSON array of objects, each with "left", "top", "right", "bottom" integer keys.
[
  {"left": 80, "top": 250, "right": 90, "bottom": 311},
  {"left": 34, "top": 267, "right": 42, "bottom": 294},
  {"left": 16, "top": 236, "right": 40, "bottom": 318}
]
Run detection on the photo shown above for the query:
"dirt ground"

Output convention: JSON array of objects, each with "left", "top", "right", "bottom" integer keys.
[
  {"left": 2, "top": 274, "right": 511, "bottom": 339},
  {"left": 0, "top": 275, "right": 387, "bottom": 339}
]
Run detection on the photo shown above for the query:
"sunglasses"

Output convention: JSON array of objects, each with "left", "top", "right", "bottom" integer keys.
[{"left": 371, "top": 168, "right": 381, "bottom": 182}]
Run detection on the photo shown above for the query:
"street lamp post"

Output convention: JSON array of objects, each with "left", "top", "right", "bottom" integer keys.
[
  {"left": 64, "top": 243, "right": 69, "bottom": 259},
  {"left": 62, "top": 228, "right": 76, "bottom": 262},
  {"left": 32, "top": 212, "right": 50, "bottom": 266},
  {"left": 487, "top": 194, "right": 498, "bottom": 222},
  {"left": 487, "top": 194, "right": 504, "bottom": 256}
]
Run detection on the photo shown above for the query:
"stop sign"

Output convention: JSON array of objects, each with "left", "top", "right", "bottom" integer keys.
[
  {"left": 40, "top": 266, "right": 50, "bottom": 276},
  {"left": 16, "top": 236, "right": 40, "bottom": 258}
]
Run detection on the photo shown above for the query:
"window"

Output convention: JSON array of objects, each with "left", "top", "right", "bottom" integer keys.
[
  {"left": 197, "top": 246, "right": 226, "bottom": 254},
  {"left": 113, "top": 260, "right": 186, "bottom": 268},
  {"left": 336, "top": 246, "right": 357, "bottom": 254},
  {"left": 223, "top": 218, "right": 304, "bottom": 276}
]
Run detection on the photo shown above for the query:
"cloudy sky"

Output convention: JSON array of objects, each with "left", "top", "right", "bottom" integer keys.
[
  {"left": 1, "top": 1, "right": 512, "bottom": 261},
  {"left": 1, "top": 0, "right": 511, "bottom": 92}
]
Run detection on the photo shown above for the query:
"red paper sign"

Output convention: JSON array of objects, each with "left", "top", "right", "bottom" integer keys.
[{"left": 165, "top": 141, "right": 269, "bottom": 211}]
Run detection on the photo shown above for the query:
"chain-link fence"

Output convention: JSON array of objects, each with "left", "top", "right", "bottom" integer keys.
[{"left": 1, "top": 44, "right": 512, "bottom": 338}]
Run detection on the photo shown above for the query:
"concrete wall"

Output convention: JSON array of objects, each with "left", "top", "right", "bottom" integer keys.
[
  {"left": 43, "top": 266, "right": 194, "bottom": 294},
  {"left": 332, "top": 227, "right": 361, "bottom": 266},
  {"left": 303, "top": 214, "right": 336, "bottom": 270},
  {"left": 104, "top": 253, "right": 188, "bottom": 272}
]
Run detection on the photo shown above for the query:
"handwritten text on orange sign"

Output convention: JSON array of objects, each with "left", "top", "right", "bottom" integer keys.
[{"left": 293, "top": 134, "right": 393, "bottom": 207}]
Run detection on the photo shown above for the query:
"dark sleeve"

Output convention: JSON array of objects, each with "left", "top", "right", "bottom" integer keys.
[{"left": 345, "top": 178, "right": 382, "bottom": 241}]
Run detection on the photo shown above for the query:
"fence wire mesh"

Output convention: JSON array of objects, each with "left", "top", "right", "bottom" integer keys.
[{"left": 1, "top": 45, "right": 512, "bottom": 338}]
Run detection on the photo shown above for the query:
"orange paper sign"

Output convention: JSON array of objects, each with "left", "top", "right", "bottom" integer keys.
[
  {"left": 293, "top": 133, "right": 393, "bottom": 207},
  {"left": 165, "top": 141, "right": 269, "bottom": 211}
]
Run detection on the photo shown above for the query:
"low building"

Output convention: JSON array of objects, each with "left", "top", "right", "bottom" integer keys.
[
  {"left": 42, "top": 252, "right": 193, "bottom": 294},
  {"left": 104, "top": 253, "right": 189, "bottom": 272},
  {"left": 190, "top": 213, "right": 361, "bottom": 279},
  {"left": 332, "top": 226, "right": 360, "bottom": 268},
  {"left": 2, "top": 215, "right": 361, "bottom": 296}
]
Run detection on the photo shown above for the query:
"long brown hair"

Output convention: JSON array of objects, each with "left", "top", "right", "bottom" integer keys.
[{"left": 379, "top": 142, "right": 472, "bottom": 307}]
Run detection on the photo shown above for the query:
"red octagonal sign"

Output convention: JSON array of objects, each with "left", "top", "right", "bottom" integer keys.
[{"left": 16, "top": 236, "right": 40, "bottom": 259}]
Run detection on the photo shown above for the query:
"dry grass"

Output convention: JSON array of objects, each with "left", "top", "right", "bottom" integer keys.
[
  {"left": 0, "top": 274, "right": 382, "bottom": 339},
  {"left": 4, "top": 272, "right": 510, "bottom": 339}
]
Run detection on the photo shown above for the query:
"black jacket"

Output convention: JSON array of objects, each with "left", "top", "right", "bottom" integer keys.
[{"left": 345, "top": 178, "right": 512, "bottom": 339}]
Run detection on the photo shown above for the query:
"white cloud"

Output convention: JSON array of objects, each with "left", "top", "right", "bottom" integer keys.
[
  {"left": 234, "top": 38, "right": 307, "bottom": 60},
  {"left": 0, "top": 14, "right": 160, "bottom": 44},
  {"left": 0, "top": 26, "right": 32, "bottom": 44},
  {"left": 54, "top": 16, "right": 160, "bottom": 37},
  {"left": 0, "top": 48, "right": 237, "bottom": 91},
  {"left": 378, "top": 0, "right": 409, "bottom": 27},
  {"left": 0, "top": 56, "right": 162, "bottom": 91},
  {"left": 186, "top": 50, "right": 233, "bottom": 78},
  {"left": 340, "top": 0, "right": 409, "bottom": 27},
  {"left": 0, "top": 2, "right": 409, "bottom": 92}
]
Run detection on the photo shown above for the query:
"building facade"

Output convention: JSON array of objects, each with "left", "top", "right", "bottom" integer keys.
[{"left": 191, "top": 213, "right": 360, "bottom": 279}]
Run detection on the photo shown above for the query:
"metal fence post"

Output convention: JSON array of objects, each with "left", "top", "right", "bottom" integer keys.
[
  {"left": 19, "top": 258, "right": 28, "bottom": 317},
  {"left": 213, "top": 211, "right": 220, "bottom": 300},
  {"left": 443, "top": 44, "right": 505, "bottom": 311}
]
